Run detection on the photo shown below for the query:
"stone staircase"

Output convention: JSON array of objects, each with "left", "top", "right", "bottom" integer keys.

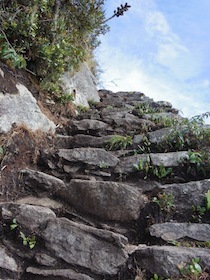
[{"left": 1, "top": 90, "right": 210, "bottom": 279}]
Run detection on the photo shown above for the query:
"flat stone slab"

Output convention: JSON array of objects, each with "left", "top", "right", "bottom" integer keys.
[
  {"left": 134, "top": 245, "right": 210, "bottom": 278},
  {"left": 26, "top": 267, "right": 94, "bottom": 280},
  {"left": 42, "top": 218, "right": 128, "bottom": 275},
  {"left": 150, "top": 151, "right": 188, "bottom": 167},
  {"left": 161, "top": 179, "right": 210, "bottom": 212},
  {"left": 148, "top": 127, "right": 175, "bottom": 144},
  {"left": 70, "top": 119, "right": 111, "bottom": 134},
  {"left": 149, "top": 222, "right": 210, "bottom": 241},
  {"left": 0, "top": 83, "right": 55, "bottom": 133},
  {"left": 58, "top": 148, "right": 119, "bottom": 167},
  {"left": 15, "top": 196, "right": 63, "bottom": 210},
  {"left": 0, "top": 245, "right": 19, "bottom": 272},
  {"left": 20, "top": 169, "right": 66, "bottom": 195},
  {"left": 73, "top": 134, "right": 113, "bottom": 148},
  {"left": 66, "top": 179, "right": 146, "bottom": 221},
  {"left": 2, "top": 204, "right": 56, "bottom": 232},
  {"left": 115, "top": 154, "right": 150, "bottom": 174}
]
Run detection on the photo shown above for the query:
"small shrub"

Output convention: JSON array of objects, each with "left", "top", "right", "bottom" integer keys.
[
  {"left": 106, "top": 135, "right": 132, "bottom": 150},
  {"left": 152, "top": 193, "right": 175, "bottom": 212},
  {"left": 178, "top": 258, "right": 203, "bottom": 280},
  {"left": 10, "top": 218, "right": 36, "bottom": 249}
]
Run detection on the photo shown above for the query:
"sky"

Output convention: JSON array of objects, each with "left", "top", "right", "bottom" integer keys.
[{"left": 96, "top": 0, "right": 210, "bottom": 122}]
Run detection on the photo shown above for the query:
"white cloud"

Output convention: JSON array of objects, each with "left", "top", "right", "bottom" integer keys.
[
  {"left": 97, "top": 0, "right": 210, "bottom": 122},
  {"left": 146, "top": 11, "right": 170, "bottom": 35}
]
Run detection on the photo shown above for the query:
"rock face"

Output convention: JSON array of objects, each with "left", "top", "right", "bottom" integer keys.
[
  {"left": 1, "top": 88, "right": 210, "bottom": 279},
  {"left": 0, "top": 84, "right": 56, "bottom": 133},
  {"left": 61, "top": 62, "right": 100, "bottom": 107},
  {"left": 42, "top": 218, "right": 128, "bottom": 275},
  {"left": 66, "top": 179, "right": 146, "bottom": 221}
]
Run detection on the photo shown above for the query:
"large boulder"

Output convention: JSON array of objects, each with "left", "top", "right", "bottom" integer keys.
[
  {"left": 0, "top": 81, "right": 55, "bottom": 133},
  {"left": 42, "top": 218, "right": 128, "bottom": 275},
  {"left": 66, "top": 179, "right": 146, "bottom": 221}
]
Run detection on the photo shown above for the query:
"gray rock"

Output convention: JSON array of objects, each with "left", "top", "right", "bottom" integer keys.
[
  {"left": 15, "top": 196, "right": 63, "bottom": 210},
  {"left": 58, "top": 148, "right": 119, "bottom": 167},
  {"left": 148, "top": 127, "right": 174, "bottom": 144},
  {"left": 66, "top": 179, "right": 146, "bottom": 221},
  {"left": 71, "top": 119, "right": 112, "bottom": 135},
  {"left": 0, "top": 84, "right": 55, "bottom": 134},
  {"left": 133, "top": 134, "right": 144, "bottom": 147},
  {"left": 34, "top": 253, "right": 58, "bottom": 266},
  {"left": 156, "top": 101, "right": 172, "bottom": 108},
  {"left": 149, "top": 222, "right": 210, "bottom": 241},
  {"left": 101, "top": 108, "right": 155, "bottom": 131},
  {"left": 0, "top": 245, "right": 19, "bottom": 272},
  {"left": 55, "top": 135, "right": 74, "bottom": 149},
  {"left": 134, "top": 245, "right": 210, "bottom": 278},
  {"left": 26, "top": 267, "right": 94, "bottom": 280},
  {"left": 150, "top": 151, "right": 188, "bottom": 167},
  {"left": 42, "top": 218, "right": 128, "bottom": 275},
  {"left": 20, "top": 169, "right": 66, "bottom": 195},
  {"left": 161, "top": 179, "right": 210, "bottom": 212},
  {"left": 73, "top": 134, "right": 113, "bottom": 148},
  {"left": 60, "top": 62, "right": 100, "bottom": 108},
  {"left": 115, "top": 154, "right": 150, "bottom": 174},
  {"left": 2, "top": 204, "right": 56, "bottom": 232}
]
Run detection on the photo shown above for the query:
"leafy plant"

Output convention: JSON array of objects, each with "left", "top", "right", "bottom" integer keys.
[
  {"left": 179, "top": 150, "right": 210, "bottom": 179},
  {"left": 0, "top": 0, "right": 109, "bottom": 94},
  {"left": 133, "top": 156, "right": 151, "bottom": 179},
  {"left": 10, "top": 218, "right": 36, "bottom": 249},
  {"left": 136, "top": 103, "right": 162, "bottom": 117},
  {"left": 205, "top": 190, "right": 210, "bottom": 210},
  {"left": 158, "top": 114, "right": 210, "bottom": 152},
  {"left": 0, "top": 145, "right": 4, "bottom": 161},
  {"left": 19, "top": 231, "right": 36, "bottom": 249},
  {"left": 57, "top": 93, "right": 74, "bottom": 105},
  {"left": 153, "top": 164, "right": 172, "bottom": 179},
  {"left": 192, "top": 205, "right": 206, "bottom": 222},
  {"left": 152, "top": 193, "right": 175, "bottom": 212},
  {"left": 150, "top": 273, "right": 163, "bottom": 280},
  {"left": 138, "top": 135, "right": 151, "bottom": 153},
  {"left": 107, "top": 135, "right": 132, "bottom": 150},
  {"left": 10, "top": 218, "right": 18, "bottom": 230},
  {"left": 179, "top": 258, "right": 203, "bottom": 280}
]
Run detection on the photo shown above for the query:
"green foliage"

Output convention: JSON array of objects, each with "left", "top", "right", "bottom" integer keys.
[
  {"left": 179, "top": 258, "right": 202, "bottom": 280},
  {"left": 19, "top": 231, "right": 36, "bottom": 249},
  {"left": 150, "top": 273, "right": 163, "bottom": 280},
  {"left": 205, "top": 190, "right": 210, "bottom": 210},
  {"left": 151, "top": 115, "right": 180, "bottom": 128},
  {"left": 0, "top": 145, "right": 4, "bottom": 160},
  {"left": 152, "top": 193, "right": 174, "bottom": 212},
  {"left": 57, "top": 93, "right": 74, "bottom": 104},
  {"left": 10, "top": 218, "right": 18, "bottom": 230},
  {"left": 10, "top": 218, "right": 36, "bottom": 249},
  {"left": 107, "top": 135, "right": 132, "bottom": 150},
  {"left": 158, "top": 114, "right": 210, "bottom": 152},
  {"left": 136, "top": 103, "right": 163, "bottom": 117},
  {"left": 138, "top": 135, "right": 151, "bottom": 153},
  {"left": 179, "top": 150, "right": 210, "bottom": 179},
  {"left": 133, "top": 156, "right": 151, "bottom": 179},
  {"left": 0, "top": 0, "right": 108, "bottom": 93},
  {"left": 134, "top": 157, "right": 172, "bottom": 180},
  {"left": 153, "top": 164, "right": 172, "bottom": 179},
  {"left": 192, "top": 205, "right": 206, "bottom": 222},
  {"left": 76, "top": 105, "right": 89, "bottom": 113}
]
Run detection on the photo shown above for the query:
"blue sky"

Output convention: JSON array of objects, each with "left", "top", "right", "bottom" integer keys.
[{"left": 96, "top": 0, "right": 210, "bottom": 122}]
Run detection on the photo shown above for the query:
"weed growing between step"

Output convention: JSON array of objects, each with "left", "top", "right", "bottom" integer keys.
[
  {"left": 133, "top": 157, "right": 173, "bottom": 182},
  {"left": 106, "top": 135, "right": 133, "bottom": 150},
  {"left": 10, "top": 218, "right": 37, "bottom": 249}
]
